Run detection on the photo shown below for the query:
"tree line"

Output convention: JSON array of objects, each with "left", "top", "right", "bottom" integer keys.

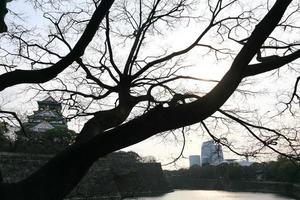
[
  {"left": 0, "top": 123, "right": 76, "bottom": 154},
  {"left": 166, "top": 156, "right": 300, "bottom": 183}
]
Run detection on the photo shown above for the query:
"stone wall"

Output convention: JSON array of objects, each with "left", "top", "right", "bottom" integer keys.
[
  {"left": 0, "top": 152, "right": 51, "bottom": 183},
  {"left": 112, "top": 163, "right": 171, "bottom": 198},
  {"left": 68, "top": 157, "right": 120, "bottom": 199},
  {"left": 0, "top": 152, "right": 171, "bottom": 199}
]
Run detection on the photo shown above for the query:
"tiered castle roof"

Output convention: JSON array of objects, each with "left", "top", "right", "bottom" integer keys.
[{"left": 26, "top": 96, "right": 67, "bottom": 133}]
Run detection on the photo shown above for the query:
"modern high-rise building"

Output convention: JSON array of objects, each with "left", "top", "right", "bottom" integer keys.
[
  {"left": 201, "top": 140, "right": 224, "bottom": 166},
  {"left": 189, "top": 155, "right": 201, "bottom": 168}
]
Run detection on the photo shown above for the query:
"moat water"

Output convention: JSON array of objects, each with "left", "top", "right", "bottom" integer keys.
[{"left": 125, "top": 190, "right": 296, "bottom": 200}]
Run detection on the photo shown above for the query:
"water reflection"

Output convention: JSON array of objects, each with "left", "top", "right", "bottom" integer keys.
[{"left": 125, "top": 190, "right": 296, "bottom": 200}]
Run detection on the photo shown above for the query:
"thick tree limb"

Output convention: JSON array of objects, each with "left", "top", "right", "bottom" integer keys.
[
  {"left": 75, "top": 103, "right": 135, "bottom": 143},
  {"left": 0, "top": 0, "right": 114, "bottom": 91},
  {"left": 0, "top": 0, "right": 11, "bottom": 33},
  {"left": 243, "top": 50, "right": 300, "bottom": 77}
]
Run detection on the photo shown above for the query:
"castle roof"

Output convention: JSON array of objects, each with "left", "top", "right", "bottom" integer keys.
[
  {"left": 38, "top": 96, "right": 60, "bottom": 105},
  {"left": 34, "top": 110, "right": 61, "bottom": 119},
  {"left": 30, "top": 121, "right": 55, "bottom": 132}
]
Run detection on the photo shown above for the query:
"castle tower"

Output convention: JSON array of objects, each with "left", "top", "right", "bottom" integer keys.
[{"left": 26, "top": 96, "right": 67, "bottom": 133}]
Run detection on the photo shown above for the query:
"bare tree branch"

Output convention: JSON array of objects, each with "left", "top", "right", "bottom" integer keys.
[{"left": 0, "top": 0, "right": 114, "bottom": 91}]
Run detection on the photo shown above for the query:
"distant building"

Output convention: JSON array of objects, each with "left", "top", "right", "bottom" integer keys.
[
  {"left": 237, "top": 159, "right": 252, "bottom": 166},
  {"left": 25, "top": 96, "right": 67, "bottom": 133},
  {"left": 221, "top": 158, "right": 253, "bottom": 166},
  {"left": 201, "top": 140, "right": 224, "bottom": 166},
  {"left": 189, "top": 155, "right": 201, "bottom": 167},
  {"left": 223, "top": 159, "right": 237, "bottom": 164}
]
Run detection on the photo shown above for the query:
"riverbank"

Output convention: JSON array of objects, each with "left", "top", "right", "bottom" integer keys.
[
  {"left": 225, "top": 181, "right": 300, "bottom": 199},
  {"left": 167, "top": 176, "right": 300, "bottom": 199},
  {"left": 124, "top": 190, "right": 298, "bottom": 200}
]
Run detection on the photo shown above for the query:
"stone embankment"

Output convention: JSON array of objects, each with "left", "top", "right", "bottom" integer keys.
[{"left": 0, "top": 152, "right": 171, "bottom": 199}]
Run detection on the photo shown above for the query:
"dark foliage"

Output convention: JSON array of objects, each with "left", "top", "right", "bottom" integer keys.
[
  {"left": 13, "top": 128, "right": 77, "bottom": 154},
  {"left": 166, "top": 157, "right": 300, "bottom": 183}
]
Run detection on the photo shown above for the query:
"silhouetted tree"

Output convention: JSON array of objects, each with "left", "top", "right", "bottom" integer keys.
[
  {"left": 0, "top": 0, "right": 300, "bottom": 199},
  {"left": 0, "top": 121, "right": 11, "bottom": 151},
  {"left": 14, "top": 128, "right": 77, "bottom": 154}
]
